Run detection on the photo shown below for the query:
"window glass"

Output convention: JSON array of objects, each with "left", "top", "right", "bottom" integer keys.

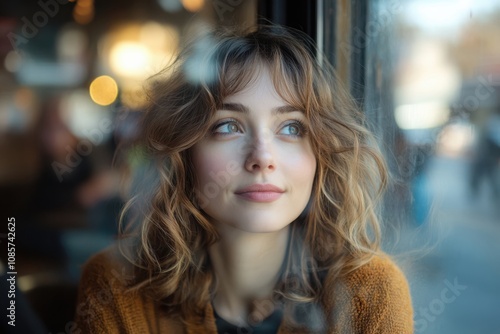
[{"left": 359, "top": 1, "right": 500, "bottom": 333}]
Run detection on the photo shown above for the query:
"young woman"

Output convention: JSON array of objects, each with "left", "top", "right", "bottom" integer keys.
[{"left": 75, "top": 26, "right": 414, "bottom": 333}]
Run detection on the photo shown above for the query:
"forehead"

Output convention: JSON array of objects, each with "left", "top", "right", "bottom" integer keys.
[
  {"left": 223, "top": 68, "right": 279, "bottom": 101},
  {"left": 220, "top": 62, "right": 302, "bottom": 111}
]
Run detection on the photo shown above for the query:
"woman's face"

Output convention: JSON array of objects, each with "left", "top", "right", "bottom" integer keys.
[{"left": 191, "top": 67, "right": 316, "bottom": 233}]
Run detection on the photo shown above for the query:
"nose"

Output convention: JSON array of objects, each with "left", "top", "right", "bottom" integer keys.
[{"left": 244, "top": 130, "right": 276, "bottom": 173}]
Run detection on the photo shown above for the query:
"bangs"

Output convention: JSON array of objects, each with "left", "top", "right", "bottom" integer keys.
[
  {"left": 267, "top": 47, "right": 314, "bottom": 117},
  {"left": 187, "top": 30, "right": 316, "bottom": 116}
]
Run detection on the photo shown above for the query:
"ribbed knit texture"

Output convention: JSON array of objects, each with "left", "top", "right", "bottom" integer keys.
[{"left": 75, "top": 247, "right": 414, "bottom": 333}]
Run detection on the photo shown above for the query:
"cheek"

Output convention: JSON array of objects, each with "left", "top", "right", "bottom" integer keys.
[
  {"left": 299, "top": 155, "right": 317, "bottom": 185},
  {"left": 281, "top": 146, "right": 317, "bottom": 182},
  {"left": 192, "top": 145, "right": 237, "bottom": 186}
]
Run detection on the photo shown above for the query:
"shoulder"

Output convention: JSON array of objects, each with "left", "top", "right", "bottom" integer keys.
[
  {"left": 77, "top": 246, "right": 205, "bottom": 333},
  {"left": 342, "top": 254, "right": 411, "bottom": 295},
  {"left": 324, "top": 254, "right": 414, "bottom": 333},
  {"left": 78, "top": 243, "right": 136, "bottom": 292},
  {"left": 75, "top": 243, "right": 158, "bottom": 333}
]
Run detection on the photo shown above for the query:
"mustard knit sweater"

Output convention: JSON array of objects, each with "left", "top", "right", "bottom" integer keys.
[{"left": 75, "top": 247, "right": 414, "bottom": 333}]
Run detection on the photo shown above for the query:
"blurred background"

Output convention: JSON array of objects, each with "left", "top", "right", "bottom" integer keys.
[{"left": 0, "top": 0, "right": 499, "bottom": 333}]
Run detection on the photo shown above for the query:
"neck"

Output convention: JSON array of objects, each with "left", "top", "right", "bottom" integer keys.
[{"left": 208, "top": 224, "right": 290, "bottom": 325}]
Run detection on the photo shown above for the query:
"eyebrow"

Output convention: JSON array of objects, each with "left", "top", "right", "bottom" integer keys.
[{"left": 220, "top": 103, "right": 303, "bottom": 115}]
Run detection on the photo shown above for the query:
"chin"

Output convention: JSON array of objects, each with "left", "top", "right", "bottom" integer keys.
[
  {"left": 233, "top": 223, "right": 289, "bottom": 234},
  {"left": 225, "top": 213, "right": 298, "bottom": 234},
  {"left": 203, "top": 203, "right": 305, "bottom": 234}
]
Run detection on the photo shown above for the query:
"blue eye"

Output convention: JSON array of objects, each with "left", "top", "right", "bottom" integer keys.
[
  {"left": 279, "top": 120, "right": 306, "bottom": 137},
  {"left": 212, "top": 120, "right": 241, "bottom": 135}
]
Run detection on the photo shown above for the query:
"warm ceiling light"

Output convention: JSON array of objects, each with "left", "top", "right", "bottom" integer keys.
[{"left": 109, "top": 41, "right": 151, "bottom": 79}]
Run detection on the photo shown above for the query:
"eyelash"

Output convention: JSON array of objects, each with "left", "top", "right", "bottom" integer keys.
[
  {"left": 284, "top": 119, "right": 308, "bottom": 137},
  {"left": 211, "top": 118, "right": 308, "bottom": 138},
  {"left": 210, "top": 119, "right": 238, "bottom": 136}
]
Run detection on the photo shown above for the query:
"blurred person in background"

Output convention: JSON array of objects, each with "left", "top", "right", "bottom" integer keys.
[
  {"left": 468, "top": 84, "right": 500, "bottom": 200},
  {"left": 11, "top": 95, "right": 123, "bottom": 331},
  {"left": 19, "top": 96, "right": 93, "bottom": 264}
]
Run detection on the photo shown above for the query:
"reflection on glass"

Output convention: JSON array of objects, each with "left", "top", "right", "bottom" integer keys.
[{"left": 385, "top": 1, "right": 500, "bottom": 333}]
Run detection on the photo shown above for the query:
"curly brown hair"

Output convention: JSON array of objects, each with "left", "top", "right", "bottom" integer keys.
[{"left": 119, "top": 24, "right": 388, "bottom": 322}]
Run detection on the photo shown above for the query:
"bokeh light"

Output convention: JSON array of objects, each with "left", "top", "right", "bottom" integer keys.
[
  {"left": 57, "top": 26, "right": 88, "bottom": 62},
  {"left": 73, "top": 0, "right": 95, "bottom": 25},
  {"left": 60, "top": 89, "right": 112, "bottom": 142},
  {"left": 89, "top": 75, "right": 119, "bottom": 106},
  {"left": 157, "top": 0, "right": 183, "bottom": 13},
  {"left": 109, "top": 42, "right": 151, "bottom": 79},
  {"left": 120, "top": 84, "right": 148, "bottom": 109},
  {"left": 181, "top": 0, "right": 205, "bottom": 12},
  {"left": 101, "top": 23, "right": 179, "bottom": 81},
  {"left": 395, "top": 102, "right": 451, "bottom": 130},
  {"left": 4, "top": 51, "right": 21, "bottom": 73}
]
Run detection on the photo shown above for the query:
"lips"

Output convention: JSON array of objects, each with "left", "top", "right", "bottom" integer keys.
[{"left": 234, "top": 184, "right": 284, "bottom": 203}]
